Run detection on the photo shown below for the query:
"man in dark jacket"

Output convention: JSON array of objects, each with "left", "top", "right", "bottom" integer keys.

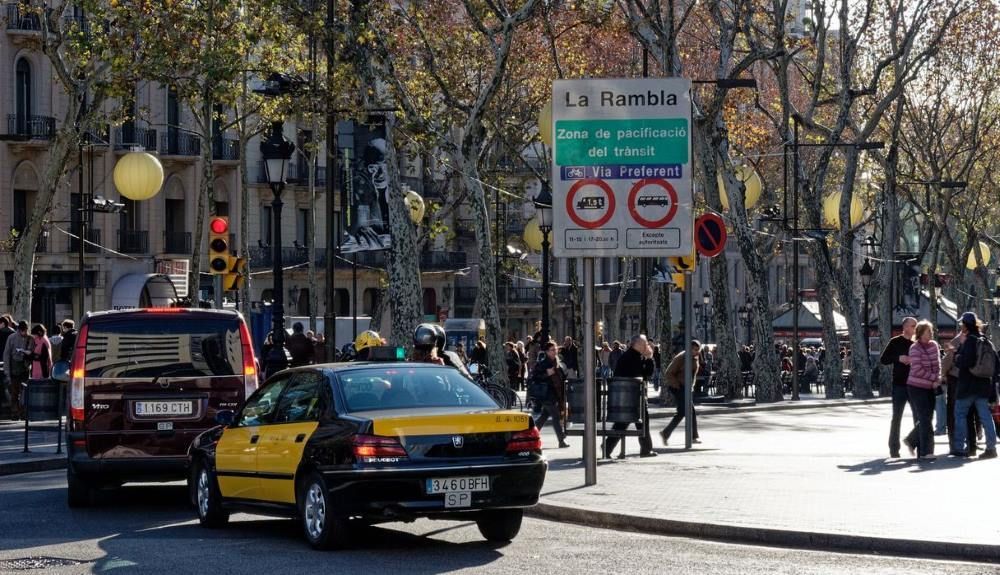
[
  {"left": 603, "top": 334, "right": 656, "bottom": 458},
  {"left": 58, "top": 319, "right": 77, "bottom": 364},
  {"left": 530, "top": 342, "right": 569, "bottom": 448},
  {"left": 560, "top": 337, "right": 579, "bottom": 378},
  {"left": 879, "top": 316, "right": 917, "bottom": 458},
  {"left": 285, "top": 322, "right": 315, "bottom": 367},
  {"left": 951, "top": 312, "right": 998, "bottom": 459}
]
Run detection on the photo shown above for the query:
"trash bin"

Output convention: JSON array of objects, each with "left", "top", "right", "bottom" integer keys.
[
  {"left": 567, "top": 379, "right": 599, "bottom": 424},
  {"left": 24, "top": 378, "right": 62, "bottom": 422},
  {"left": 606, "top": 377, "right": 643, "bottom": 423}
]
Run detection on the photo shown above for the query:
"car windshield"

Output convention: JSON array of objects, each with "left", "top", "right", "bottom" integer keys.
[
  {"left": 84, "top": 317, "right": 243, "bottom": 378},
  {"left": 338, "top": 366, "right": 498, "bottom": 412}
]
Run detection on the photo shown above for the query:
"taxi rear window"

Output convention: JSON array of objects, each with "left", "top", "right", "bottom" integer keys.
[
  {"left": 338, "top": 367, "right": 497, "bottom": 412},
  {"left": 83, "top": 318, "right": 243, "bottom": 378}
]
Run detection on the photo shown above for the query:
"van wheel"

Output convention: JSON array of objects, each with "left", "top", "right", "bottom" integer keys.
[
  {"left": 299, "top": 472, "right": 348, "bottom": 550},
  {"left": 66, "top": 467, "right": 94, "bottom": 508},
  {"left": 195, "top": 460, "right": 229, "bottom": 528},
  {"left": 476, "top": 509, "right": 523, "bottom": 542}
]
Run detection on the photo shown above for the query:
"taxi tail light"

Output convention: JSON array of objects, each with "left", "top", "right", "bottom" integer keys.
[
  {"left": 70, "top": 324, "right": 89, "bottom": 423},
  {"left": 351, "top": 435, "right": 408, "bottom": 459},
  {"left": 238, "top": 322, "right": 258, "bottom": 397},
  {"left": 506, "top": 427, "right": 542, "bottom": 454}
]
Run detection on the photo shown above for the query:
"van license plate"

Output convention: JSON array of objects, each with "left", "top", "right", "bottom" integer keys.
[
  {"left": 157, "top": 422, "right": 173, "bottom": 431},
  {"left": 135, "top": 401, "right": 193, "bottom": 416}
]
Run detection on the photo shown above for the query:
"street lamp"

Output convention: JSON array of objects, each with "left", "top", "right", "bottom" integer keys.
[
  {"left": 534, "top": 184, "right": 553, "bottom": 344},
  {"left": 860, "top": 258, "right": 875, "bottom": 352},
  {"left": 701, "top": 290, "right": 711, "bottom": 342},
  {"left": 260, "top": 120, "right": 295, "bottom": 378}
]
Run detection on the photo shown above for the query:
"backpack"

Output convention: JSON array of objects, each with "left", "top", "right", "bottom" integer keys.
[{"left": 969, "top": 336, "right": 998, "bottom": 379}]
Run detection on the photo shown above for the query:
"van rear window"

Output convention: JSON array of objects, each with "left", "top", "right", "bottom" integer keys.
[{"left": 84, "top": 318, "right": 243, "bottom": 378}]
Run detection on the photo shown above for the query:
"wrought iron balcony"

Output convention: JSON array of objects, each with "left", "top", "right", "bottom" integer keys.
[
  {"left": 5, "top": 3, "right": 41, "bottom": 31},
  {"left": 5, "top": 115, "right": 55, "bottom": 140},
  {"left": 68, "top": 228, "right": 101, "bottom": 253},
  {"left": 212, "top": 137, "right": 239, "bottom": 161},
  {"left": 118, "top": 229, "right": 148, "bottom": 254},
  {"left": 420, "top": 251, "right": 467, "bottom": 270},
  {"left": 160, "top": 131, "right": 200, "bottom": 156},
  {"left": 114, "top": 125, "right": 157, "bottom": 151},
  {"left": 163, "top": 231, "right": 191, "bottom": 254}
]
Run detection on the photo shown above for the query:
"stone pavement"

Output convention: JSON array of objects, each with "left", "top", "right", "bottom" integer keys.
[
  {"left": 531, "top": 402, "right": 1000, "bottom": 561},
  {"left": 0, "top": 420, "right": 66, "bottom": 476}
]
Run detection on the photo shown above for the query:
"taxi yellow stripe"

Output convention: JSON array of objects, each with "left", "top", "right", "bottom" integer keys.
[{"left": 372, "top": 410, "right": 530, "bottom": 437}]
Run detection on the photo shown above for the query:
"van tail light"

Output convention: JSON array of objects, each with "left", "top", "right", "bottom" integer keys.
[
  {"left": 239, "top": 322, "right": 258, "bottom": 398},
  {"left": 70, "top": 324, "right": 89, "bottom": 423},
  {"left": 351, "top": 435, "right": 408, "bottom": 461},
  {"left": 506, "top": 427, "right": 542, "bottom": 455}
]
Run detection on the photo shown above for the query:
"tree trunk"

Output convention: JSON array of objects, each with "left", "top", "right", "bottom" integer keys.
[
  {"left": 383, "top": 117, "right": 424, "bottom": 350},
  {"left": 191, "top": 93, "right": 215, "bottom": 299},
  {"left": 708, "top": 258, "right": 741, "bottom": 399}
]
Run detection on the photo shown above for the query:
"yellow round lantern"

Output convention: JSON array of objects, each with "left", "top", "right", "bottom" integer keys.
[
  {"left": 966, "top": 241, "right": 991, "bottom": 269},
  {"left": 113, "top": 150, "right": 164, "bottom": 201},
  {"left": 718, "top": 165, "right": 762, "bottom": 211},
  {"left": 538, "top": 100, "right": 552, "bottom": 146},
  {"left": 822, "top": 192, "right": 863, "bottom": 228},
  {"left": 523, "top": 216, "right": 543, "bottom": 252},
  {"left": 404, "top": 190, "right": 425, "bottom": 223}
]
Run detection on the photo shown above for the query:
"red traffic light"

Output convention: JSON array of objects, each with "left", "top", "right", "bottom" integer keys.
[{"left": 210, "top": 217, "right": 229, "bottom": 234}]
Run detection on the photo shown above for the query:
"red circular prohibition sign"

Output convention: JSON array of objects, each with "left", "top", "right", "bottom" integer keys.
[
  {"left": 628, "top": 178, "right": 678, "bottom": 228},
  {"left": 566, "top": 178, "right": 616, "bottom": 229}
]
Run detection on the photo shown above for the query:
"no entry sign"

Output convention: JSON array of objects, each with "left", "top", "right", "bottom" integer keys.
[
  {"left": 551, "top": 78, "right": 693, "bottom": 257},
  {"left": 695, "top": 212, "right": 727, "bottom": 258}
]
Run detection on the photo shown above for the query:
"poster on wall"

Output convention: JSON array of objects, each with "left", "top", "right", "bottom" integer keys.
[{"left": 339, "top": 117, "right": 391, "bottom": 253}]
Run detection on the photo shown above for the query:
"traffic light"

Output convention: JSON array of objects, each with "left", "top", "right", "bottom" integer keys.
[
  {"left": 208, "top": 216, "right": 232, "bottom": 275},
  {"left": 223, "top": 257, "right": 247, "bottom": 291}
]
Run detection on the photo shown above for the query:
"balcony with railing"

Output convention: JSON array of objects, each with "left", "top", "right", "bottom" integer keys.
[
  {"left": 420, "top": 251, "right": 467, "bottom": 270},
  {"left": 83, "top": 124, "right": 111, "bottom": 148},
  {"left": 68, "top": 228, "right": 101, "bottom": 253},
  {"left": 257, "top": 161, "right": 327, "bottom": 186},
  {"left": 114, "top": 125, "right": 157, "bottom": 151},
  {"left": 163, "top": 231, "right": 191, "bottom": 254},
  {"left": 160, "top": 131, "right": 200, "bottom": 158},
  {"left": 118, "top": 230, "right": 148, "bottom": 254},
  {"left": 212, "top": 137, "right": 239, "bottom": 162},
  {"left": 608, "top": 287, "right": 642, "bottom": 303},
  {"left": 5, "top": 3, "right": 41, "bottom": 36},
  {"left": 4, "top": 115, "right": 55, "bottom": 142}
]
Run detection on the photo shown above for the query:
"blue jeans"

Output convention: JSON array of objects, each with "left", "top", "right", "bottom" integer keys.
[
  {"left": 953, "top": 396, "right": 998, "bottom": 453},
  {"left": 934, "top": 391, "right": 947, "bottom": 434}
]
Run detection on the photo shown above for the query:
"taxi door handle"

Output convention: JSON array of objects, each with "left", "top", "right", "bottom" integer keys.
[
  {"left": 295, "top": 434, "right": 306, "bottom": 443},
  {"left": 250, "top": 435, "right": 260, "bottom": 444}
]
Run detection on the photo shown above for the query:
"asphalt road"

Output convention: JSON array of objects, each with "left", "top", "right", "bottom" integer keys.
[{"left": 0, "top": 471, "right": 994, "bottom": 575}]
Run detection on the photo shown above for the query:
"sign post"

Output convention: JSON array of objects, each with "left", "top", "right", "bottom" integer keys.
[{"left": 552, "top": 78, "right": 694, "bottom": 479}]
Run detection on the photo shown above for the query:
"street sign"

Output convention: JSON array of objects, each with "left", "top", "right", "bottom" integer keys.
[
  {"left": 695, "top": 212, "right": 727, "bottom": 258},
  {"left": 551, "top": 78, "right": 693, "bottom": 257}
]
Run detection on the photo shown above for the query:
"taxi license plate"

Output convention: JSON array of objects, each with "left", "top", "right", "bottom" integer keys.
[
  {"left": 135, "top": 401, "right": 193, "bottom": 417},
  {"left": 426, "top": 476, "right": 490, "bottom": 495}
]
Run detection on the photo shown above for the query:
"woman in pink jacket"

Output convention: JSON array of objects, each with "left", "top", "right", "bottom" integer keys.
[
  {"left": 905, "top": 320, "right": 941, "bottom": 460},
  {"left": 25, "top": 324, "right": 52, "bottom": 380}
]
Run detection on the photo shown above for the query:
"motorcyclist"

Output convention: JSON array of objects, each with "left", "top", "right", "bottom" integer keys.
[
  {"left": 412, "top": 323, "right": 445, "bottom": 365},
  {"left": 433, "top": 324, "right": 472, "bottom": 378},
  {"left": 353, "top": 330, "right": 382, "bottom": 361}
]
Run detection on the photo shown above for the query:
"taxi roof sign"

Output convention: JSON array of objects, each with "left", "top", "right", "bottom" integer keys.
[{"left": 367, "top": 346, "right": 407, "bottom": 361}]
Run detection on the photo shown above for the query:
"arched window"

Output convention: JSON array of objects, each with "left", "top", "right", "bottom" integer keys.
[
  {"left": 14, "top": 59, "right": 32, "bottom": 134},
  {"left": 363, "top": 288, "right": 380, "bottom": 315},
  {"left": 422, "top": 288, "right": 437, "bottom": 316}
]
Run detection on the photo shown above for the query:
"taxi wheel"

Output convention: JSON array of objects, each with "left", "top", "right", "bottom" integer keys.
[
  {"left": 299, "top": 472, "right": 348, "bottom": 550},
  {"left": 195, "top": 460, "right": 230, "bottom": 528},
  {"left": 476, "top": 509, "right": 524, "bottom": 542}
]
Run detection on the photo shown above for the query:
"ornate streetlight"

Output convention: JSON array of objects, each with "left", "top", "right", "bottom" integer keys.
[
  {"left": 534, "top": 184, "right": 553, "bottom": 344},
  {"left": 260, "top": 121, "right": 295, "bottom": 377}
]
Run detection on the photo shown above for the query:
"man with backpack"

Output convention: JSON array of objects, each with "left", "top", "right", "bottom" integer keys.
[{"left": 952, "top": 312, "right": 998, "bottom": 459}]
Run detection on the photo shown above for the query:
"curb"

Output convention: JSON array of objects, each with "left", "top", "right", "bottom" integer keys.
[
  {"left": 0, "top": 456, "right": 65, "bottom": 477},
  {"left": 647, "top": 397, "right": 892, "bottom": 419},
  {"left": 527, "top": 502, "right": 1000, "bottom": 564}
]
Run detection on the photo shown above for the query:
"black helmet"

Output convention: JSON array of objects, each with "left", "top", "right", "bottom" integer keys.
[
  {"left": 413, "top": 323, "right": 437, "bottom": 348},
  {"left": 432, "top": 324, "right": 446, "bottom": 350}
]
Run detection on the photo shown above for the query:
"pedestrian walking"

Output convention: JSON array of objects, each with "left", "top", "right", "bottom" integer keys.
[
  {"left": 515, "top": 341, "right": 528, "bottom": 387},
  {"left": 529, "top": 341, "right": 569, "bottom": 448},
  {"left": 3, "top": 321, "right": 31, "bottom": 419},
  {"left": 659, "top": 340, "right": 702, "bottom": 447},
  {"left": 286, "top": 322, "right": 315, "bottom": 367},
  {"left": 879, "top": 316, "right": 917, "bottom": 458},
  {"left": 603, "top": 334, "right": 656, "bottom": 457},
  {"left": 905, "top": 320, "right": 941, "bottom": 459},
  {"left": 59, "top": 319, "right": 78, "bottom": 364},
  {"left": 505, "top": 342, "right": 522, "bottom": 389},
  {"left": 0, "top": 315, "right": 13, "bottom": 413},
  {"left": 470, "top": 339, "right": 488, "bottom": 366},
  {"left": 598, "top": 342, "right": 612, "bottom": 379},
  {"left": 608, "top": 341, "right": 623, "bottom": 373},
  {"left": 951, "top": 312, "right": 998, "bottom": 459},
  {"left": 25, "top": 324, "right": 53, "bottom": 380}
]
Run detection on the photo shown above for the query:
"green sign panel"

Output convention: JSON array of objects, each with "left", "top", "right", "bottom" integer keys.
[{"left": 554, "top": 118, "right": 690, "bottom": 166}]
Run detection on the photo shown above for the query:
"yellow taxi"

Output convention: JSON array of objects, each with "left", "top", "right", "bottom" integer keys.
[{"left": 188, "top": 359, "right": 547, "bottom": 549}]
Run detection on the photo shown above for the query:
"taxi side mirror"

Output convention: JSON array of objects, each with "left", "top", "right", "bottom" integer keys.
[{"left": 215, "top": 410, "right": 235, "bottom": 427}]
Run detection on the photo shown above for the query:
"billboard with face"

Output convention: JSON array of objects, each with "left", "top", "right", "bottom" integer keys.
[{"left": 340, "top": 117, "right": 391, "bottom": 253}]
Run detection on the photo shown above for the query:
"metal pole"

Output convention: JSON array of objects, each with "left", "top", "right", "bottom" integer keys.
[
  {"left": 791, "top": 119, "right": 800, "bottom": 401},
  {"left": 266, "top": 182, "right": 288, "bottom": 378},
  {"left": 863, "top": 283, "right": 870, "bottom": 359},
  {"left": 583, "top": 257, "right": 596, "bottom": 485},
  {"left": 214, "top": 275, "right": 223, "bottom": 309},
  {"left": 352, "top": 253, "right": 358, "bottom": 340},
  {"left": 323, "top": 0, "right": 338, "bottom": 361},
  {"left": 683, "top": 275, "right": 693, "bottom": 449},
  {"left": 541, "top": 229, "right": 551, "bottom": 343},
  {"left": 640, "top": 47, "right": 648, "bottom": 337},
  {"left": 78, "top": 140, "right": 86, "bottom": 318}
]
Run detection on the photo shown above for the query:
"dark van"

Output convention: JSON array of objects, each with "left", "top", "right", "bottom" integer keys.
[{"left": 66, "top": 308, "right": 258, "bottom": 506}]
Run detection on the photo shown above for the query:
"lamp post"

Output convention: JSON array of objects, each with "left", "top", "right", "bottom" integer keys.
[
  {"left": 702, "top": 290, "right": 710, "bottom": 343},
  {"left": 860, "top": 258, "right": 874, "bottom": 352},
  {"left": 534, "top": 184, "right": 553, "bottom": 344},
  {"left": 992, "top": 267, "right": 1000, "bottom": 327},
  {"left": 260, "top": 121, "right": 295, "bottom": 378}
]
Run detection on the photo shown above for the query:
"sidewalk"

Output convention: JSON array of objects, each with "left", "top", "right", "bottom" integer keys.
[
  {"left": 531, "top": 402, "right": 1000, "bottom": 562},
  {"left": 0, "top": 420, "right": 66, "bottom": 476}
]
